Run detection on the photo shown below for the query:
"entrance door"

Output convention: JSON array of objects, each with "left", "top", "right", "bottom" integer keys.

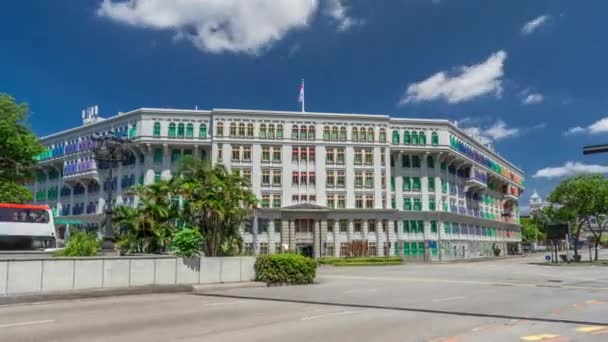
[{"left": 297, "top": 244, "right": 314, "bottom": 258}]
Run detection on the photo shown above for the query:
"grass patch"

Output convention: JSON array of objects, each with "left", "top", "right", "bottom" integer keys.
[
  {"left": 531, "top": 260, "right": 608, "bottom": 267},
  {"left": 319, "top": 256, "right": 403, "bottom": 266}
]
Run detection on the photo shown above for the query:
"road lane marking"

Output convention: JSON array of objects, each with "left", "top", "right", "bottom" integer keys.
[
  {"left": 319, "top": 275, "right": 608, "bottom": 291},
  {"left": 577, "top": 326, "right": 608, "bottom": 333},
  {"left": 0, "top": 320, "right": 55, "bottom": 329},
  {"left": 301, "top": 310, "right": 359, "bottom": 321},
  {"left": 432, "top": 296, "right": 465, "bottom": 302}
]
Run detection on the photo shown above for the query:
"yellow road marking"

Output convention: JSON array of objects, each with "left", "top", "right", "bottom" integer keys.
[
  {"left": 577, "top": 326, "right": 606, "bottom": 332},
  {"left": 520, "top": 334, "right": 560, "bottom": 341}
]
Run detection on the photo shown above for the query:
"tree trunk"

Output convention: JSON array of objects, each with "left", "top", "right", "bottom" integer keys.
[{"left": 595, "top": 242, "right": 599, "bottom": 261}]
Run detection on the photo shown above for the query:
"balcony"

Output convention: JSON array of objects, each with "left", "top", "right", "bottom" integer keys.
[
  {"left": 465, "top": 168, "right": 488, "bottom": 193},
  {"left": 63, "top": 161, "right": 99, "bottom": 183}
]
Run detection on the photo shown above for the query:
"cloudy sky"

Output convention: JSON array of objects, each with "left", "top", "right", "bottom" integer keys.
[{"left": 3, "top": 0, "right": 608, "bottom": 210}]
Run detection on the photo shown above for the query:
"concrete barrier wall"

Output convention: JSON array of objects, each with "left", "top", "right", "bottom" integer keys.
[{"left": 0, "top": 256, "right": 256, "bottom": 296}]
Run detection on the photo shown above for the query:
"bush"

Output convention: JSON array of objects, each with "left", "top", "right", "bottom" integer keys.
[
  {"left": 255, "top": 253, "right": 317, "bottom": 285},
  {"left": 56, "top": 231, "right": 101, "bottom": 257},
  {"left": 170, "top": 228, "right": 203, "bottom": 257}
]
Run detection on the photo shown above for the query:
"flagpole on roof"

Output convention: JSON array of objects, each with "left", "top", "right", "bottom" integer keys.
[{"left": 299, "top": 78, "right": 305, "bottom": 113}]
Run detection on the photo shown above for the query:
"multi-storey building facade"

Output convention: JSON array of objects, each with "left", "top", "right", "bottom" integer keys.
[{"left": 30, "top": 107, "right": 524, "bottom": 260}]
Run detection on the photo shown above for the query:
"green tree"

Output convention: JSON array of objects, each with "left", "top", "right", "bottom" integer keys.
[
  {"left": 113, "top": 180, "right": 177, "bottom": 254},
  {"left": 520, "top": 217, "right": 545, "bottom": 243},
  {"left": 546, "top": 174, "right": 607, "bottom": 260},
  {"left": 0, "top": 94, "right": 43, "bottom": 203},
  {"left": 175, "top": 159, "right": 257, "bottom": 256},
  {"left": 170, "top": 228, "right": 203, "bottom": 257}
]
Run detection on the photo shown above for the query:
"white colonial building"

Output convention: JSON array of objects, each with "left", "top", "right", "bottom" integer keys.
[{"left": 30, "top": 107, "right": 525, "bottom": 260}]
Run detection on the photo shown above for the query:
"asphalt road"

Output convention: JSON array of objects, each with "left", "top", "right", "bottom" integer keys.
[{"left": 2, "top": 255, "right": 608, "bottom": 341}]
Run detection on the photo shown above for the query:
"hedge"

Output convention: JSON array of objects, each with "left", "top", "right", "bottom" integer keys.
[{"left": 254, "top": 253, "right": 317, "bottom": 285}]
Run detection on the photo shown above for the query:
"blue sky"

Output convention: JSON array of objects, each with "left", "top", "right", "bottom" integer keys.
[{"left": 3, "top": 0, "right": 608, "bottom": 210}]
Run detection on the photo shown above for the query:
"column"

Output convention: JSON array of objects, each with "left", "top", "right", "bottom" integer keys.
[
  {"left": 268, "top": 220, "right": 275, "bottom": 254},
  {"left": 144, "top": 144, "right": 155, "bottom": 185},
  {"left": 388, "top": 220, "right": 396, "bottom": 256},
  {"left": 252, "top": 216, "right": 259, "bottom": 255},
  {"left": 313, "top": 220, "right": 321, "bottom": 258},
  {"left": 162, "top": 143, "right": 171, "bottom": 180}
]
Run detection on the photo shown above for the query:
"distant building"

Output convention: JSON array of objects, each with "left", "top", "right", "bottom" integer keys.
[{"left": 29, "top": 106, "right": 525, "bottom": 260}]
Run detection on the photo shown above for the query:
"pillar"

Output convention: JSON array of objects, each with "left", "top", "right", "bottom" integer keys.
[{"left": 313, "top": 220, "right": 321, "bottom": 258}]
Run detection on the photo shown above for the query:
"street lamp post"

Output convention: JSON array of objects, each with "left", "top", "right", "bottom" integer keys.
[{"left": 91, "top": 135, "right": 133, "bottom": 247}]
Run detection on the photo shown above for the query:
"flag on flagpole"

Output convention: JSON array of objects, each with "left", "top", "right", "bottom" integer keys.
[{"left": 298, "top": 79, "right": 305, "bottom": 112}]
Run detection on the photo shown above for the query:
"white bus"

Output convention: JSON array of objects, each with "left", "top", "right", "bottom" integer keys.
[{"left": 0, "top": 203, "right": 56, "bottom": 250}]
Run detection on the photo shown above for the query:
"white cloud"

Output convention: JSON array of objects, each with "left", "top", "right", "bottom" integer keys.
[
  {"left": 97, "top": 0, "right": 318, "bottom": 54},
  {"left": 533, "top": 162, "right": 608, "bottom": 179},
  {"left": 521, "top": 15, "right": 550, "bottom": 35},
  {"left": 564, "top": 117, "right": 608, "bottom": 136},
  {"left": 461, "top": 120, "right": 520, "bottom": 145},
  {"left": 400, "top": 50, "right": 507, "bottom": 104},
  {"left": 325, "top": 0, "right": 361, "bottom": 32},
  {"left": 523, "top": 93, "right": 543, "bottom": 105}
]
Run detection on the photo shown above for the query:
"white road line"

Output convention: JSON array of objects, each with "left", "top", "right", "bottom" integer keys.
[
  {"left": 432, "top": 296, "right": 466, "bottom": 302},
  {"left": 0, "top": 320, "right": 55, "bottom": 329},
  {"left": 301, "top": 310, "right": 359, "bottom": 321}
]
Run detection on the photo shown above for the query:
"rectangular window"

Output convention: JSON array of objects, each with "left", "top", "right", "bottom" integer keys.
[
  {"left": 365, "top": 172, "right": 373, "bottom": 188},
  {"left": 380, "top": 152, "right": 385, "bottom": 166},
  {"left": 262, "top": 146, "right": 270, "bottom": 161},
  {"left": 354, "top": 219, "right": 362, "bottom": 232},
  {"left": 326, "top": 148, "right": 335, "bottom": 163},
  {"left": 381, "top": 172, "right": 386, "bottom": 189},
  {"left": 243, "top": 169, "right": 251, "bottom": 183},
  {"left": 368, "top": 220, "right": 376, "bottom": 233},
  {"left": 292, "top": 147, "right": 299, "bottom": 162},
  {"left": 440, "top": 161, "right": 447, "bottom": 170},
  {"left": 272, "top": 170, "right": 281, "bottom": 185},
  {"left": 337, "top": 149, "right": 345, "bottom": 164},
  {"left": 261, "top": 195, "right": 270, "bottom": 208},
  {"left": 417, "top": 220, "right": 424, "bottom": 233},
  {"left": 412, "top": 155, "right": 421, "bottom": 168},
  {"left": 309, "top": 147, "right": 315, "bottom": 162},
  {"left": 327, "top": 219, "right": 335, "bottom": 233},
  {"left": 232, "top": 146, "right": 240, "bottom": 161},
  {"left": 337, "top": 171, "right": 345, "bottom": 187},
  {"left": 292, "top": 172, "right": 299, "bottom": 185},
  {"left": 171, "top": 149, "right": 181, "bottom": 163},
  {"left": 355, "top": 195, "right": 363, "bottom": 208},
  {"left": 364, "top": 149, "right": 373, "bottom": 164},
  {"left": 309, "top": 195, "right": 316, "bottom": 203},
  {"left": 338, "top": 195, "right": 346, "bottom": 208},
  {"left": 391, "top": 177, "right": 396, "bottom": 191},
  {"left": 355, "top": 172, "right": 363, "bottom": 187},
  {"left": 262, "top": 169, "right": 270, "bottom": 185},
  {"left": 427, "top": 156, "right": 435, "bottom": 168},
  {"left": 300, "top": 147, "right": 307, "bottom": 162},
  {"left": 272, "top": 147, "right": 281, "bottom": 161},
  {"left": 309, "top": 172, "right": 316, "bottom": 185},
  {"left": 327, "top": 196, "right": 335, "bottom": 208},
  {"left": 403, "top": 176, "right": 411, "bottom": 191},
  {"left": 292, "top": 194, "right": 299, "bottom": 204},
  {"left": 391, "top": 196, "right": 396, "bottom": 209},
  {"left": 428, "top": 178, "right": 435, "bottom": 192},
  {"left": 412, "top": 177, "right": 421, "bottom": 191},
  {"left": 430, "top": 221, "right": 437, "bottom": 233},
  {"left": 429, "top": 198, "right": 436, "bottom": 211},
  {"left": 402, "top": 155, "right": 410, "bottom": 168},
  {"left": 274, "top": 219, "right": 282, "bottom": 233},
  {"left": 365, "top": 196, "right": 374, "bottom": 208},
  {"left": 414, "top": 198, "right": 422, "bottom": 211},
  {"left": 217, "top": 145, "right": 223, "bottom": 161},
  {"left": 354, "top": 149, "right": 363, "bottom": 164},
  {"left": 339, "top": 220, "right": 348, "bottom": 232},
  {"left": 153, "top": 148, "right": 163, "bottom": 163},
  {"left": 242, "top": 146, "right": 251, "bottom": 161},
  {"left": 403, "top": 220, "right": 411, "bottom": 233},
  {"left": 154, "top": 171, "right": 161, "bottom": 183},
  {"left": 273, "top": 194, "right": 281, "bottom": 208},
  {"left": 300, "top": 172, "right": 307, "bottom": 185},
  {"left": 441, "top": 179, "right": 447, "bottom": 193},
  {"left": 327, "top": 171, "right": 335, "bottom": 186},
  {"left": 403, "top": 197, "right": 412, "bottom": 211}
]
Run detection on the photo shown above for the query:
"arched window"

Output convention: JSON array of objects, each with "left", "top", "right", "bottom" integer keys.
[
  {"left": 308, "top": 125, "right": 315, "bottom": 140},
  {"left": 323, "top": 126, "right": 330, "bottom": 140},
  {"left": 268, "top": 124, "right": 275, "bottom": 139},
  {"left": 360, "top": 128, "right": 367, "bottom": 142},
  {"left": 229, "top": 123, "right": 236, "bottom": 136},
  {"left": 247, "top": 123, "right": 254, "bottom": 137},
  {"left": 331, "top": 126, "right": 338, "bottom": 140},
  {"left": 427, "top": 155, "right": 434, "bottom": 168},
  {"left": 368, "top": 128, "right": 374, "bottom": 142},
  {"left": 216, "top": 122, "right": 224, "bottom": 136},
  {"left": 199, "top": 124, "right": 207, "bottom": 138},
  {"left": 300, "top": 126, "right": 307, "bottom": 140},
  {"left": 168, "top": 123, "right": 176, "bottom": 138},
  {"left": 411, "top": 131, "right": 419, "bottom": 145},
  {"left": 153, "top": 122, "right": 161, "bottom": 137},
  {"left": 419, "top": 131, "right": 426, "bottom": 145},
  {"left": 392, "top": 130, "right": 399, "bottom": 144},
  {"left": 186, "top": 123, "right": 194, "bottom": 138},
  {"left": 238, "top": 123, "right": 245, "bottom": 136},
  {"left": 292, "top": 125, "right": 299, "bottom": 140},
  {"left": 379, "top": 128, "right": 386, "bottom": 142},
  {"left": 129, "top": 123, "right": 137, "bottom": 138},
  {"left": 404, "top": 130, "right": 411, "bottom": 144},
  {"left": 260, "top": 124, "right": 267, "bottom": 139},
  {"left": 277, "top": 124, "right": 284, "bottom": 139},
  {"left": 352, "top": 127, "right": 359, "bottom": 141},
  {"left": 431, "top": 131, "right": 439, "bottom": 145},
  {"left": 339, "top": 127, "right": 347, "bottom": 141},
  {"left": 177, "top": 123, "right": 185, "bottom": 138}
]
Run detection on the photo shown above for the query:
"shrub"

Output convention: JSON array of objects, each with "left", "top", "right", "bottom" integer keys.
[
  {"left": 56, "top": 231, "right": 101, "bottom": 257},
  {"left": 255, "top": 253, "right": 317, "bottom": 285},
  {"left": 170, "top": 228, "right": 203, "bottom": 257}
]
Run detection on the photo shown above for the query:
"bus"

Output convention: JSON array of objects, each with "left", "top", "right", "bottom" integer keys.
[{"left": 0, "top": 203, "right": 56, "bottom": 250}]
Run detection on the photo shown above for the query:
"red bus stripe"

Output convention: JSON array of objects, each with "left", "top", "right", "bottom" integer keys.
[{"left": 0, "top": 203, "right": 50, "bottom": 210}]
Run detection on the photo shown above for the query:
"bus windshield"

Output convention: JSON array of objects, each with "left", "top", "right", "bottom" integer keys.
[{"left": 0, "top": 207, "right": 50, "bottom": 224}]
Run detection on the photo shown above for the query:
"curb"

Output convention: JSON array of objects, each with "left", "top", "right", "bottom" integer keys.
[{"left": 0, "top": 285, "right": 194, "bottom": 305}]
